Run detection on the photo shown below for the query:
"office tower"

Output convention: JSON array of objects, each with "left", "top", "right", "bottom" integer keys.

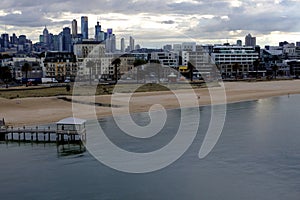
[
  {"left": 52, "top": 35, "right": 60, "bottom": 51},
  {"left": 105, "top": 29, "right": 116, "bottom": 53},
  {"left": 39, "top": 34, "right": 44, "bottom": 43},
  {"left": 245, "top": 33, "right": 256, "bottom": 47},
  {"left": 48, "top": 33, "right": 54, "bottom": 50},
  {"left": 237, "top": 40, "right": 242, "bottom": 46},
  {"left": 11, "top": 33, "right": 18, "bottom": 44},
  {"left": 95, "top": 21, "right": 102, "bottom": 41},
  {"left": 111, "top": 34, "right": 116, "bottom": 53},
  {"left": 81, "top": 16, "right": 89, "bottom": 39},
  {"left": 18, "top": 35, "right": 27, "bottom": 45},
  {"left": 296, "top": 42, "right": 300, "bottom": 47},
  {"left": 121, "top": 38, "right": 125, "bottom": 52},
  {"left": 43, "top": 26, "right": 49, "bottom": 45},
  {"left": 72, "top": 19, "right": 78, "bottom": 37},
  {"left": 129, "top": 36, "right": 135, "bottom": 51},
  {"left": 1, "top": 33, "right": 9, "bottom": 48},
  {"left": 62, "top": 27, "right": 72, "bottom": 52}
]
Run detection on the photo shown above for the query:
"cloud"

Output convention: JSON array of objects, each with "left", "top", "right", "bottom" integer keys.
[{"left": 0, "top": 0, "right": 299, "bottom": 46}]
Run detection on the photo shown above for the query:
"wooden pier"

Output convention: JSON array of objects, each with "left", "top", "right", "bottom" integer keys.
[
  {"left": 0, "top": 126, "right": 86, "bottom": 144},
  {"left": 0, "top": 117, "right": 87, "bottom": 145}
]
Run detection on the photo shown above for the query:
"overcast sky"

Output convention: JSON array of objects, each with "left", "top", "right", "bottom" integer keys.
[{"left": 0, "top": 0, "right": 300, "bottom": 48}]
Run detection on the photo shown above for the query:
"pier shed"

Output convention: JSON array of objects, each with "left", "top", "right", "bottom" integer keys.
[{"left": 56, "top": 117, "right": 87, "bottom": 143}]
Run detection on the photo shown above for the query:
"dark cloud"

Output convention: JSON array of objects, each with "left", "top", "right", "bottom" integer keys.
[{"left": 161, "top": 20, "right": 175, "bottom": 24}]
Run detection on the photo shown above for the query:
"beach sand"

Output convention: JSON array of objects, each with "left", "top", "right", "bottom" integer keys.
[{"left": 1, "top": 80, "right": 299, "bottom": 126}]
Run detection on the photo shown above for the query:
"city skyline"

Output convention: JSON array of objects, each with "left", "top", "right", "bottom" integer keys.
[{"left": 0, "top": 0, "right": 300, "bottom": 48}]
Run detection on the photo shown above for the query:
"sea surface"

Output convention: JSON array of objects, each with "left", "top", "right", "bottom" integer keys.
[{"left": 1, "top": 95, "right": 300, "bottom": 200}]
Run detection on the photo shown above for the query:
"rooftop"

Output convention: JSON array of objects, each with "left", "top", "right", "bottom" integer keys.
[{"left": 56, "top": 117, "right": 86, "bottom": 125}]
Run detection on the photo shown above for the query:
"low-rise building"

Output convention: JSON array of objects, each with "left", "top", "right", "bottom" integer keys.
[
  {"left": 73, "top": 41, "right": 105, "bottom": 79},
  {"left": 150, "top": 51, "right": 178, "bottom": 68},
  {"left": 188, "top": 45, "right": 214, "bottom": 78},
  {"left": 211, "top": 45, "right": 259, "bottom": 78},
  {"left": 43, "top": 52, "right": 77, "bottom": 81}
]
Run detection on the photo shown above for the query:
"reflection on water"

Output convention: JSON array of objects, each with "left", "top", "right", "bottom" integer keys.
[
  {"left": 57, "top": 144, "right": 86, "bottom": 157},
  {"left": 0, "top": 95, "right": 300, "bottom": 200}
]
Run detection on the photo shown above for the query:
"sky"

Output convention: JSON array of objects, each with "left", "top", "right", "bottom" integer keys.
[{"left": 0, "top": 0, "right": 300, "bottom": 48}]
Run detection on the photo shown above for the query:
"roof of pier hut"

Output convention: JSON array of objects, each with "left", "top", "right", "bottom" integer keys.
[{"left": 56, "top": 117, "right": 86, "bottom": 125}]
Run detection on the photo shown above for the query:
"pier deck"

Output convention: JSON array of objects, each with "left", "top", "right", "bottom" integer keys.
[{"left": 0, "top": 126, "right": 86, "bottom": 144}]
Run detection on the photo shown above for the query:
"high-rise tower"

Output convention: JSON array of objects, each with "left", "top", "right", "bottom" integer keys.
[
  {"left": 245, "top": 34, "right": 256, "bottom": 47},
  {"left": 95, "top": 21, "right": 102, "bottom": 41},
  {"left": 43, "top": 26, "right": 49, "bottom": 45},
  {"left": 81, "top": 16, "right": 89, "bottom": 39},
  {"left": 72, "top": 19, "right": 78, "bottom": 37},
  {"left": 129, "top": 36, "right": 135, "bottom": 51},
  {"left": 121, "top": 38, "right": 125, "bottom": 53}
]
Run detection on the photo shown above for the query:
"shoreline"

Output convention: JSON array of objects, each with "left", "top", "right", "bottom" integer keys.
[{"left": 1, "top": 80, "right": 300, "bottom": 127}]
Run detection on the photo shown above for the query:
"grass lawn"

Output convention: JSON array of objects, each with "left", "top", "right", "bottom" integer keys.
[{"left": 0, "top": 82, "right": 214, "bottom": 99}]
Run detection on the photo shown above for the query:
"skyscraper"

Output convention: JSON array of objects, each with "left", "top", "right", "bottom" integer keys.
[
  {"left": 72, "top": 19, "right": 78, "bottom": 37},
  {"left": 81, "top": 16, "right": 89, "bottom": 39},
  {"left": 121, "top": 38, "right": 125, "bottom": 53},
  {"left": 1, "top": 33, "right": 9, "bottom": 48},
  {"left": 129, "top": 36, "right": 135, "bottom": 51},
  {"left": 62, "top": 27, "right": 72, "bottom": 52},
  {"left": 95, "top": 21, "right": 102, "bottom": 41},
  {"left": 11, "top": 33, "right": 18, "bottom": 44},
  {"left": 105, "top": 29, "right": 116, "bottom": 53},
  {"left": 245, "top": 34, "right": 256, "bottom": 47},
  {"left": 18, "top": 35, "right": 27, "bottom": 45},
  {"left": 43, "top": 26, "right": 49, "bottom": 45}
]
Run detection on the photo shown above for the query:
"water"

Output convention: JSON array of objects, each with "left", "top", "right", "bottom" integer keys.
[{"left": 1, "top": 95, "right": 300, "bottom": 199}]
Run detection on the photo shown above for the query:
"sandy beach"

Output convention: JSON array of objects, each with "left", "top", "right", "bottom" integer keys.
[{"left": 1, "top": 80, "right": 299, "bottom": 127}]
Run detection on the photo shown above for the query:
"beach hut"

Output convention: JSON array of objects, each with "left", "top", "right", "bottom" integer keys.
[{"left": 56, "top": 117, "right": 87, "bottom": 143}]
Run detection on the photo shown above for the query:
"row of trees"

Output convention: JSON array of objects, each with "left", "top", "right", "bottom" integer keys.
[
  {"left": 184, "top": 58, "right": 281, "bottom": 81},
  {"left": 85, "top": 58, "right": 149, "bottom": 85},
  {"left": 231, "top": 59, "right": 279, "bottom": 80},
  {"left": 0, "top": 62, "right": 32, "bottom": 87}
]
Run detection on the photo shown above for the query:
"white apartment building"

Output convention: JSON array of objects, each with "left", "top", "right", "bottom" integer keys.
[
  {"left": 151, "top": 52, "right": 178, "bottom": 68},
  {"left": 188, "top": 47, "right": 212, "bottom": 75},
  {"left": 73, "top": 41, "right": 105, "bottom": 79},
  {"left": 181, "top": 51, "right": 189, "bottom": 66},
  {"left": 211, "top": 45, "right": 259, "bottom": 77}
]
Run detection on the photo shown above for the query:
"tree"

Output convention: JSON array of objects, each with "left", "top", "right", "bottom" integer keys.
[
  {"left": 134, "top": 59, "right": 147, "bottom": 83},
  {"left": 0, "top": 66, "right": 12, "bottom": 88},
  {"left": 85, "top": 60, "right": 95, "bottom": 85},
  {"left": 232, "top": 63, "right": 241, "bottom": 80},
  {"left": 187, "top": 61, "right": 195, "bottom": 82},
  {"left": 21, "top": 62, "right": 32, "bottom": 87},
  {"left": 253, "top": 58, "right": 260, "bottom": 79},
  {"left": 111, "top": 58, "right": 121, "bottom": 82},
  {"left": 272, "top": 64, "right": 279, "bottom": 79},
  {"left": 133, "top": 59, "right": 147, "bottom": 67}
]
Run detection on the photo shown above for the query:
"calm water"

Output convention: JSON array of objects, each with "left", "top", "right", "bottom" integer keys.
[{"left": 1, "top": 95, "right": 300, "bottom": 200}]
